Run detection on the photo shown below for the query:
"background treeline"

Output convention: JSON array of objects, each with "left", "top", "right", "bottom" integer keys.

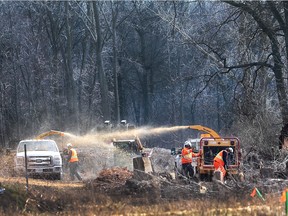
[{"left": 0, "top": 1, "right": 287, "bottom": 157}]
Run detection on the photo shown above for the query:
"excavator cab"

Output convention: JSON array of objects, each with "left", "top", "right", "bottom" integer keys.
[{"left": 112, "top": 139, "right": 142, "bottom": 154}]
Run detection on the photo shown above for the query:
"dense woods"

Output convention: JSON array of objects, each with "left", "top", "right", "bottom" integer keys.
[{"left": 0, "top": 1, "right": 288, "bottom": 154}]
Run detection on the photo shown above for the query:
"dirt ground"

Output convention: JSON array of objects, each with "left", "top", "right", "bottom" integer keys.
[{"left": 0, "top": 148, "right": 287, "bottom": 215}]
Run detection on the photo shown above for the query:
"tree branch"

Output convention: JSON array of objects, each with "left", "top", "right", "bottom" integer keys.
[{"left": 224, "top": 61, "right": 273, "bottom": 71}]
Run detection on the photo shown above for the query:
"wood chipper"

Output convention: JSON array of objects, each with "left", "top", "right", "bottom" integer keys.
[{"left": 171, "top": 125, "right": 242, "bottom": 181}]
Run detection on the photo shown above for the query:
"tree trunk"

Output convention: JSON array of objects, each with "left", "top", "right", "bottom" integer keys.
[
  {"left": 92, "top": 1, "right": 111, "bottom": 121},
  {"left": 63, "top": 2, "right": 77, "bottom": 129},
  {"left": 279, "top": 2, "right": 288, "bottom": 148},
  {"left": 137, "top": 30, "right": 152, "bottom": 125},
  {"left": 111, "top": 5, "right": 120, "bottom": 124}
]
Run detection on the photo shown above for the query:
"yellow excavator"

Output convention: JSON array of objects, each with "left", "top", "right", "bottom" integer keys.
[{"left": 172, "top": 125, "right": 241, "bottom": 181}]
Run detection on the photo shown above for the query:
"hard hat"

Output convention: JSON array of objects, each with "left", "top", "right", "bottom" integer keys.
[
  {"left": 184, "top": 141, "right": 191, "bottom": 148},
  {"left": 228, "top": 147, "right": 233, "bottom": 153},
  {"left": 67, "top": 143, "right": 72, "bottom": 148}
]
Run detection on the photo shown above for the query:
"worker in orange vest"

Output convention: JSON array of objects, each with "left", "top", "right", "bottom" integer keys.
[
  {"left": 67, "top": 143, "right": 82, "bottom": 181},
  {"left": 181, "top": 141, "right": 200, "bottom": 179},
  {"left": 213, "top": 147, "right": 233, "bottom": 183}
]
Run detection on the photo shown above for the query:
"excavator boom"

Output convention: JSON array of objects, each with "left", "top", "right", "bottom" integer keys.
[
  {"left": 187, "top": 125, "right": 221, "bottom": 139},
  {"left": 35, "top": 130, "right": 65, "bottom": 140}
]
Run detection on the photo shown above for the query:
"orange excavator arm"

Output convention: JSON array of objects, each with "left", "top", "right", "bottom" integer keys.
[
  {"left": 35, "top": 130, "right": 65, "bottom": 140},
  {"left": 187, "top": 125, "right": 221, "bottom": 139}
]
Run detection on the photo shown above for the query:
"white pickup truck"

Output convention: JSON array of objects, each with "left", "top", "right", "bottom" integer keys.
[{"left": 15, "top": 139, "right": 63, "bottom": 180}]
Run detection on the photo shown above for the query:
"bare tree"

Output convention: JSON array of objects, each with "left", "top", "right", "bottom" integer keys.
[{"left": 220, "top": 1, "right": 288, "bottom": 148}]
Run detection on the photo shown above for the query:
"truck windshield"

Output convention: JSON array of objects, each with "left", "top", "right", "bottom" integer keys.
[{"left": 17, "top": 141, "right": 58, "bottom": 152}]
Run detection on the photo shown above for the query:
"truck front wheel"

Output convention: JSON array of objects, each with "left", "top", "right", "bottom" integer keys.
[{"left": 52, "top": 173, "right": 62, "bottom": 180}]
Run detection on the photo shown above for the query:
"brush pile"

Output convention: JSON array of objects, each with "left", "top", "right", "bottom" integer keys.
[{"left": 86, "top": 167, "right": 133, "bottom": 192}]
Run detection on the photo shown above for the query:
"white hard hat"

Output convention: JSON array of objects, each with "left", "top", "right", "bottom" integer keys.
[
  {"left": 228, "top": 147, "right": 233, "bottom": 153},
  {"left": 67, "top": 143, "right": 72, "bottom": 148},
  {"left": 184, "top": 141, "right": 191, "bottom": 148}
]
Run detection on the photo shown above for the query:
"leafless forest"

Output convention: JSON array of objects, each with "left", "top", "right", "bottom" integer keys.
[
  {"left": 1, "top": 1, "right": 288, "bottom": 215},
  {"left": 0, "top": 1, "right": 288, "bottom": 156}
]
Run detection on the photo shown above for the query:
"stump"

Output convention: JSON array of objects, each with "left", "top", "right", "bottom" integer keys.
[{"left": 133, "top": 156, "right": 153, "bottom": 173}]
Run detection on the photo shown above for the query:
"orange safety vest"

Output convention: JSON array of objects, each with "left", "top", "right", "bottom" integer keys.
[
  {"left": 182, "top": 147, "right": 192, "bottom": 164},
  {"left": 181, "top": 147, "right": 199, "bottom": 164},
  {"left": 214, "top": 150, "right": 226, "bottom": 166},
  {"left": 69, "top": 148, "right": 79, "bottom": 163}
]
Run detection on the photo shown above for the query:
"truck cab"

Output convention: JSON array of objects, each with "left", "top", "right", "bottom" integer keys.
[{"left": 15, "top": 139, "right": 63, "bottom": 180}]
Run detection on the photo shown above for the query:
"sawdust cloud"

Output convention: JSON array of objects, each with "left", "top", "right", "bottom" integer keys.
[
  {"left": 63, "top": 125, "right": 189, "bottom": 148},
  {"left": 61, "top": 132, "right": 78, "bottom": 139},
  {"left": 62, "top": 126, "right": 189, "bottom": 176}
]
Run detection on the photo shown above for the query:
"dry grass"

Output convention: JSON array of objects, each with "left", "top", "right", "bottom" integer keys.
[
  {"left": 0, "top": 148, "right": 286, "bottom": 216},
  {"left": 0, "top": 175, "right": 285, "bottom": 216}
]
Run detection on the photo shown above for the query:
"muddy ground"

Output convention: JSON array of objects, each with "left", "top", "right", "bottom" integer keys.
[{"left": 0, "top": 148, "right": 287, "bottom": 215}]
